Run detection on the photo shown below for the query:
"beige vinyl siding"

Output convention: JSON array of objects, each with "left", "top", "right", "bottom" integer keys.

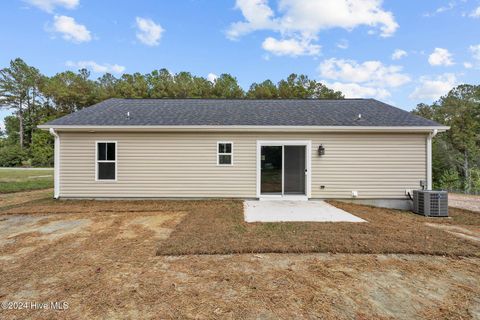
[
  {"left": 58, "top": 132, "right": 427, "bottom": 199},
  {"left": 313, "top": 134, "right": 426, "bottom": 198}
]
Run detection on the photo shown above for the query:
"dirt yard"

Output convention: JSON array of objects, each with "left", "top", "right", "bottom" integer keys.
[
  {"left": 0, "top": 189, "right": 53, "bottom": 210},
  {"left": 0, "top": 198, "right": 479, "bottom": 319},
  {"left": 450, "top": 193, "right": 480, "bottom": 213}
]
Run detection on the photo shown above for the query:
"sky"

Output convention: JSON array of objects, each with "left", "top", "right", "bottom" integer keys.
[{"left": 1, "top": 0, "right": 480, "bottom": 130}]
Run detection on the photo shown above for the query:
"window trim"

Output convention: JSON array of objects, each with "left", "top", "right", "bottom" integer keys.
[
  {"left": 95, "top": 141, "right": 117, "bottom": 182},
  {"left": 217, "top": 141, "right": 233, "bottom": 166}
]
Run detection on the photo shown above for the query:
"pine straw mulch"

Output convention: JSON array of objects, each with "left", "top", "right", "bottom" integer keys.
[
  {"left": 0, "top": 198, "right": 479, "bottom": 319},
  {"left": 156, "top": 200, "right": 480, "bottom": 257}
]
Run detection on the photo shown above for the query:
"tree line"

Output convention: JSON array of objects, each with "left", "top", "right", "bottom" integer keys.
[
  {"left": 412, "top": 85, "right": 480, "bottom": 194},
  {"left": 1, "top": 58, "right": 479, "bottom": 194},
  {"left": 0, "top": 58, "right": 343, "bottom": 167}
]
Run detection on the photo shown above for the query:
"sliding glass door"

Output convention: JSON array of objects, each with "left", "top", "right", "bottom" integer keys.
[{"left": 260, "top": 144, "right": 307, "bottom": 196}]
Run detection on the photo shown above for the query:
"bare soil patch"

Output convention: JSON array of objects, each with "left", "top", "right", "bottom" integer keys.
[
  {"left": 425, "top": 223, "right": 480, "bottom": 243},
  {"left": 156, "top": 200, "right": 480, "bottom": 256},
  {"left": 450, "top": 193, "right": 480, "bottom": 213},
  {"left": 0, "top": 189, "right": 52, "bottom": 210}
]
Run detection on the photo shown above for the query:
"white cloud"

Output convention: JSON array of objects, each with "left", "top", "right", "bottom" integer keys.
[
  {"left": 226, "top": 0, "right": 277, "bottom": 39},
  {"left": 0, "top": 120, "right": 5, "bottom": 133},
  {"left": 424, "top": 1, "right": 456, "bottom": 17},
  {"left": 278, "top": 0, "right": 398, "bottom": 37},
  {"left": 66, "top": 61, "right": 125, "bottom": 74},
  {"left": 324, "top": 81, "right": 391, "bottom": 99},
  {"left": 336, "top": 39, "right": 349, "bottom": 49},
  {"left": 409, "top": 73, "right": 457, "bottom": 100},
  {"left": 469, "top": 6, "right": 480, "bottom": 18},
  {"left": 135, "top": 17, "right": 164, "bottom": 46},
  {"left": 470, "top": 44, "right": 480, "bottom": 61},
  {"left": 435, "top": 2, "right": 455, "bottom": 13},
  {"left": 428, "top": 48, "right": 454, "bottom": 66},
  {"left": 25, "top": 0, "right": 79, "bottom": 13},
  {"left": 318, "top": 58, "right": 410, "bottom": 100},
  {"left": 262, "top": 37, "right": 320, "bottom": 56},
  {"left": 207, "top": 73, "right": 218, "bottom": 83},
  {"left": 465, "top": 44, "right": 480, "bottom": 69},
  {"left": 318, "top": 58, "right": 410, "bottom": 88},
  {"left": 52, "top": 15, "right": 91, "bottom": 43},
  {"left": 227, "top": 0, "right": 398, "bottom": 55},
  {"left": 391, "top": 49, "right": 407, "bottom": 60}
]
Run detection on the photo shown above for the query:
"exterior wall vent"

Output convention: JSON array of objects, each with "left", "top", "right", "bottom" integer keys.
[{"left": 412, "top": 190, "right": 448, "bottom": 217}]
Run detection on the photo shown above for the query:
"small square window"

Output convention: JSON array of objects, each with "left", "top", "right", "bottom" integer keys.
[
  {"left": 97, "top": 142, "right": 116, "bottom": 181},
  {"left": 217, "top": 142, "right": 233, "bottom": 165}
]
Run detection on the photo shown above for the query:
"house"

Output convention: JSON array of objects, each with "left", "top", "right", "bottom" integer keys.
[{"left": 39, "top": 98, "right": 448, "bottom": 209}]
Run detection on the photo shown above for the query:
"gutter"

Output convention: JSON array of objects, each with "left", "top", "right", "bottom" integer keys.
[
  {"left": 49, "top": 128, "right": 60, "bottom": 199},
  {"left": 426, "top": 129, "right": 438, "bottom": 190},
  {"left": 38, "top": 125, "right": 450, "bottom": 133}
]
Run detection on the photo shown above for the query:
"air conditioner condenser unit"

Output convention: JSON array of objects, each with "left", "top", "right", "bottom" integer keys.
[{"left": 412, "top": 190, "right": 448, "bottom": 217}]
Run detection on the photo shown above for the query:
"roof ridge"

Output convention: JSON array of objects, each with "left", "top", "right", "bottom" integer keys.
[{"left": 110, "top": 98, "right": 368, "bottom": 101}]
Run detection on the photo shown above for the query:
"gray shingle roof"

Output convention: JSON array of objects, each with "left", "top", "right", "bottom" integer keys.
[{"left": 43, "top": 98, "right": 443, "bottom": 127}]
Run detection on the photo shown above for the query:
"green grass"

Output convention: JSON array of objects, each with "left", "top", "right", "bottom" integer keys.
[{"left": 0, "top": 168, "right": 54, "bottom": 193}]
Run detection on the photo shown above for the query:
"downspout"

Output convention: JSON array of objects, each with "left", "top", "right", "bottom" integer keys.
[
  {"left": 49, "top": 128, "right": 60, "bottom": 199},
  {"left": 426, "top": 129, "right": 438, "bottom": 190}
]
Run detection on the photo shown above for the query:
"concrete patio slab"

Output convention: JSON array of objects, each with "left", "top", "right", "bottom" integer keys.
[{"left": 244, "top": 200, "right": 366, "bottom": 223}]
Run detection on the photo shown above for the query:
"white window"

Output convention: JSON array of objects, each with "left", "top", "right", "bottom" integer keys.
[
  {"left": 217, "top": 142, "right": 233, "bottom": 165},
  {"left": 96, "top": 142, "right": 117, "bottom": 181}
]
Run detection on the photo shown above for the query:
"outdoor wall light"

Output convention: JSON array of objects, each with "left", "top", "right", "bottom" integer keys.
[{"left": 318, "top": 144, "right": 325, "bottom": 156}]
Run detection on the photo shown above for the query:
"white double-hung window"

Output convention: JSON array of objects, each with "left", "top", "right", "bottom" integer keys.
[
  {"left": 96, "top": 142, "right": 117, "bottom": 181},
  {"left": 217, "top": 142, "right": 233, "bottom": 165}
]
